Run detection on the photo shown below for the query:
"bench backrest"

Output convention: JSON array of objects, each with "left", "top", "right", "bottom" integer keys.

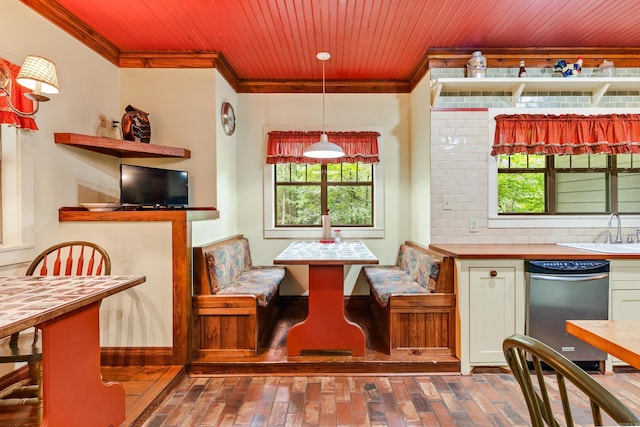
[
  {"left": 398, "top": 241, "right": 454, "bottom": 294},
  {"left": 193, "top": 235, "right": 253, "bottom": 294}
]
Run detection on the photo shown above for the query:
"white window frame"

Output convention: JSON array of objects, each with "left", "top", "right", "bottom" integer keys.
[
  {"left": 263, "top": 127, "right": 385, "bottom": 239},
  {"left": 0, "top": 125, "right": 35, "bottom": 266}
]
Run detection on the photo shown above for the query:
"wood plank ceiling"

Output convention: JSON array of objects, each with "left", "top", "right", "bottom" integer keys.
[{"left": 20, "top": 0, "right": 640, "bottom": 93}]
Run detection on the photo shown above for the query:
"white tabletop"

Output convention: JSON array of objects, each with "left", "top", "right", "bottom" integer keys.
[
  {"left": 273, "top": 241, "right": 379, "bottom": 265},
  {"left": 0, "top": 275, "right": 146, "bottom": 338}
]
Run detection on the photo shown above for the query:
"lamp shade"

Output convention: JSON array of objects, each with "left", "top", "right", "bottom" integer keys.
[
  {"left": 303, "top": 133, "right": 345, "bottom": 159},
  {"left": 16, "top": 55, "right": 59, "bottom": 95}
]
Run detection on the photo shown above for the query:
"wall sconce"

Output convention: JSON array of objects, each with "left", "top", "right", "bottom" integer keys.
[{"left": 0, "top": 55, "right": 60, "bottom": 117}]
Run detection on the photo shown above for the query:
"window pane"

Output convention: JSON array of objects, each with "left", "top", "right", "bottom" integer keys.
[
  {"left": 275, "top": 185, "right": 321, "bottom": 225},
  {"left": 619, "top": 172, "right": 640, "bottom": 213},
  {"left": 358, "top": 163, "right": 373, "bottom": 181},
  {"left": 327, "top": 163, "right": 342, "bottom": 182},
  {"left": 556, "top": 172, "right": 607, "bottom": 213},
  {"left": 618, "top": 154, "right": 632, "bottom": 168},
  {"left": 617, "top": 154, "right": 640, "bottom": 169},
  {"left": 328, "top": 185, "right": 373, "bottom": 225},
  {"left": 498, "top": 173, "right": 545, "bottom": 213},
  {"left": 275, "top": 164, "right": 322, "bottom": 183},
  {"left": 555, "top": 154, "right": 607, "bottom": 169}
]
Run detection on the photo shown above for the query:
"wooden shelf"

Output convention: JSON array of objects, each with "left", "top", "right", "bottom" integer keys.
[
  {"left": 430, "top": 77, "right": 640, "bottom": 107},
  {"left": 59, "top": 207, "right": 219, "bottom": 222},
  {"left": 54, "top": 133, "right": 191, "bottom": 158}
]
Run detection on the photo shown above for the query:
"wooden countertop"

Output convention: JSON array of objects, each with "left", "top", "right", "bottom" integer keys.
[{"left": 429, "top": 243, "right": 640, "bottom": 259}]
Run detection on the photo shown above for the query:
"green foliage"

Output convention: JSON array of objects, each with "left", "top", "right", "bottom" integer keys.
[
  {"left": 275, "top": 163, "right": 373, "bottom": 226},
  {"left": 498, "top": 173, "right": 545, "bottom": 213}
]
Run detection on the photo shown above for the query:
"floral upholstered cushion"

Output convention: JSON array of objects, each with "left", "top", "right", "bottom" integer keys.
[
  {"left": 397, "top": 244, "right": 440, "bottom": 292},
  {"left": 204, "top": 238, "right": 253, "bottom": 294},
  {"left": 363, "top": 265, "right": 430, "bottom": 306},
  {"left": 217, "top": 266, "right": 285, "bottom": 307}
]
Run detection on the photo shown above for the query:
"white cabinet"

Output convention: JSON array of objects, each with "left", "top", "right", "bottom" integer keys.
[
  {"left": 609, "top": 260, "right": 640, "bottom": 368},
  {"left": 456, "top": 259, "right": 525, "bottom": 374},
  {"left": 610, "top": 260, "right": 640, "bottom": 320}
]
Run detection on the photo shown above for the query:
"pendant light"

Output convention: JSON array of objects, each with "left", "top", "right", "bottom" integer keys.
[{"left": 303, "top": 52, "right": 345, "bottom": 159}]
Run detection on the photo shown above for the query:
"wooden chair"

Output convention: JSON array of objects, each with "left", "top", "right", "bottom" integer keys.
[
  {"left": 0, "top": 241, "right": 111, "bottom": 425},
  {"left": 503, "top": 334, "right": 640, "bottom": 427}
]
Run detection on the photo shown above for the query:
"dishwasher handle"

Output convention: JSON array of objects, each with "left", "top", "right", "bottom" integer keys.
[{"left": 529, "top": 273, "right": 609, "bottom": 282}]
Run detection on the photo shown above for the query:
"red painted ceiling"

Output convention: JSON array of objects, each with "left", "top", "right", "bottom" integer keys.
[{"left": 26, "top": 0, "right": 640, "bottom": 82}]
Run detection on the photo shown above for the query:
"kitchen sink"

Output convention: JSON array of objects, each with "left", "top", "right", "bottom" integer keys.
[{"left": 557, "top": 242, "right": 640, "bottom": 254}]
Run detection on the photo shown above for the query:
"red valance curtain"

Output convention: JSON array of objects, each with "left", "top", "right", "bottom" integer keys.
[
  {"left": 266, "top": 131, "right": 380, "bottom": 164},
  {"left": 492, "top": 114, "right": 640, "bottom": 156},
  {"left": 0, "top": 59, "right": 38, "bottom": 131}
]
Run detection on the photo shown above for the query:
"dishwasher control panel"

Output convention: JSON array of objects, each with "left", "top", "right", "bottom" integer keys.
[{"left": 525, "top": 260, "right": 610, "bottom": 274}]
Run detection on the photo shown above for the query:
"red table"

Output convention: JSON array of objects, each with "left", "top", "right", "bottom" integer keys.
[
  {"left": 0, "top": 275, "right": 145, "bottom": 427},
  {"left": 274, "top": 241, "right": 378, "bottom": 356}
]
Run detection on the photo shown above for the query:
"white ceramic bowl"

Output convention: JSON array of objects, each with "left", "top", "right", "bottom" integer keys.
[{"left": 80, "top": 202, "right": 120, "bottom": 212}]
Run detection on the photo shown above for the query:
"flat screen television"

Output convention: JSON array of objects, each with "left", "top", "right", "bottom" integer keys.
[{"left": 120, "top": 164, "right": 189, "bottom": 208}]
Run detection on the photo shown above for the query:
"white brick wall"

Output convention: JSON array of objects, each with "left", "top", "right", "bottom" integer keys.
[{"left": 430, "top": 108, "right": 640, "bottom": 244}]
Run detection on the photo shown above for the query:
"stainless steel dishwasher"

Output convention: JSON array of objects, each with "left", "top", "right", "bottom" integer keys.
[{"left": 525, "top": 260, "right": 609, "bottom": 362}]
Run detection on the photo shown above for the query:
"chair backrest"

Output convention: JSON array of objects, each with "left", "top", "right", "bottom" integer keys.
[
  {"left": 26, "top": 241, "right": 111, "bottom": 276},
  {"left": 503, "top": 334, "right": 640, "bottom": 427}
]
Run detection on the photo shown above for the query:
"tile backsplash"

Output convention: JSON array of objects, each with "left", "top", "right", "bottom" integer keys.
[{"left": 429, "top": 77, "right": 640, "bottom": 245}]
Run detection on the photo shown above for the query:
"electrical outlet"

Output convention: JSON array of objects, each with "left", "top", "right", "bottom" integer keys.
[
  {"left": 443, "top": 195, "right": 453, "bottom": 210},
  {"left": 469, "top": 218, "right": 479, "bottom": 232}
]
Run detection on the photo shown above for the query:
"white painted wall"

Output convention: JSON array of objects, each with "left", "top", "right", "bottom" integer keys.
[
  {"left": 410, "top": 71, "right": 432, "bottom": 243},
  {"left": 236, "top": 92, "right": 412, "bottom": 295}
]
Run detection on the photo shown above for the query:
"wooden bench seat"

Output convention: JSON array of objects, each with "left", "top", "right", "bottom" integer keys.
[
  {"left": 363, "top": 241, "right": 456, "bottom": 356},
  {"left": 192, "top": 235, "right": 285, "bottom": 358}
]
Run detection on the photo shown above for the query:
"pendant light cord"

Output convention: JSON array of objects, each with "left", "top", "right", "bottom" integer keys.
[{"left": 322, "top": 58, "right": 326, "bottom": 134}]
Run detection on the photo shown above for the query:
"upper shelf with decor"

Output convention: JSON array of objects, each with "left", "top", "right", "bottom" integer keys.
[
  {"left": 54, "top": 133, "right": 191, "bottom": 158},
  {"left": 430, "top": 77, "right": 640, "bottom": 108}
]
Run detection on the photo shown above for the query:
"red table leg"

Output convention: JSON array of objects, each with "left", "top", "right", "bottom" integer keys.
[
  {"left": 40, "top": 302, "right": 125, "bottom": 427},
  {"left": 287, "top": 264, "right": 365, "bottom": 356}
]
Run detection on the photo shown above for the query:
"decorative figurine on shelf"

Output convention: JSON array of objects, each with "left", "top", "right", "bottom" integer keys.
[
  {"left": 518, "top": 60, "right": 527, "bottom": 78},
  {"left": 554, "top": 57, "right": 584, "bottom": 77},
  {"left": 122, "top": 104, "right": 151, "bottom": 143}
]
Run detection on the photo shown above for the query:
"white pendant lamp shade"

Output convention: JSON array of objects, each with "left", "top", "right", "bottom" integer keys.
[
  {"left": 304, "top": 133, "right": 345, "bottom": 158},
  {"left": 303, "top": 52, "right": 344, "bottom": 159}
]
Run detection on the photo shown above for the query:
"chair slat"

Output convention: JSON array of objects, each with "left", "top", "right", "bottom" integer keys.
[
  {"left": 86, "top": 247, "right": 96, "bottom": 275},
  {"left": 38, "top": 254, "right": 48, "bottom": 275},
  {"left": 64, "top": 246, "right": 73, "bottom": 275},
  {"left": 75, "top": 245, "right": 85, "bottom": 275},
  {"left": 53, "top": 249, "right": 62, "bottom": 275}
]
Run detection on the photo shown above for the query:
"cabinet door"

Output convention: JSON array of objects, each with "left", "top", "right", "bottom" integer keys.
[
  {"left": 611, "top": 289, "right": 640, "bottom": 320},
  {"left": 469, "top": 267, "right": 516, "bottom": 364}
]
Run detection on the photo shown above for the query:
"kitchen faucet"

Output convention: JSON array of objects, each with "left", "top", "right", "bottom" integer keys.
[{"left": 607, "top": 212, "right": 622, "bottom": 243}]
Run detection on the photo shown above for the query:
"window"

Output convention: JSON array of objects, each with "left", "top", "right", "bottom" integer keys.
[
  {"left": 274, "top": 162, "right": 373, "bottom": 227},
  {"left": 497, "top": 153, "right": 640, "bottom": 214},
  {"left": 263, "top": 129, "right": 384, "bottom": 238},
  {"left": 0, "top": 125, "right": 35, "bottom": 266}
]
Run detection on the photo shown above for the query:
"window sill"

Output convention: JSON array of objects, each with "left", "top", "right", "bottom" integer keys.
[
  {"left": 488, "top": 215, "right": 640, "bottom": 229},
  {"left": 264, "top": 227, "right": 385, "bottom": 239},
  {"left": 0, "top": 244, "right": 35, "bottom": 268}
]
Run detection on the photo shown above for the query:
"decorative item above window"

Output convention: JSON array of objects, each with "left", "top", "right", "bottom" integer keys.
[
  {"left": 492, "top": 114, "right": 640, "bottom": 156},
  {"left": 266, "top": 131, "right": 380, "bottom": 164}
]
